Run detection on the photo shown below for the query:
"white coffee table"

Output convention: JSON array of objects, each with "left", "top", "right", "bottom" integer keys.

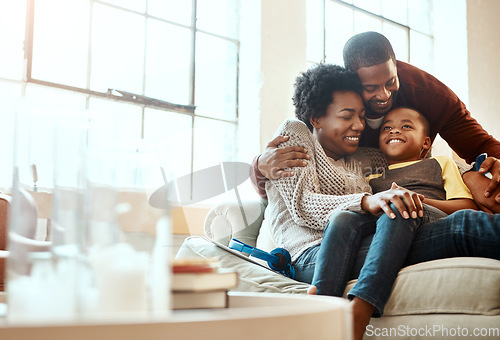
[{"left": 0, "top": 292, "right": 352, "bottom": 340}]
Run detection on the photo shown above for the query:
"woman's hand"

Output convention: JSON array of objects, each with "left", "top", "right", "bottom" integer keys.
[
  {"left": 361, "top": 182, "right": 425, "bottom": 219},
  {"left": 257, "top": 135, "right": 310, "bottom": 180}
]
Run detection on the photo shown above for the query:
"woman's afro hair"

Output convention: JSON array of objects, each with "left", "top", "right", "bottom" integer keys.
[{"left": 293, "top": 64, "right": 362, "bottom": 131}]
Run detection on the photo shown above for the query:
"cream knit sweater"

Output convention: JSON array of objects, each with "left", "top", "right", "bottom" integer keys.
[{"left": 264, "top": 119, "right": 387, "bottom": 261}]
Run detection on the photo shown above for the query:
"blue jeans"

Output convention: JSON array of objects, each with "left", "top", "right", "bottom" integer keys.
[
  {"left": 293, "top": 204, "right": 447, "bottom": 316},
  {"left": 404, "top": 209, "right": 500, "bottom": 265}
]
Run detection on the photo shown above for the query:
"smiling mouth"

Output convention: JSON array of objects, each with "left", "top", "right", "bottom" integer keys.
[
  {"left": 374, "top": 98, "right": 390, "bottom": 107},
  {"left": 387, "top": 138, "right": 405, "bottom": 144},
  {"left": 345, "top": 136, "right": 360, "bottom": 143}
]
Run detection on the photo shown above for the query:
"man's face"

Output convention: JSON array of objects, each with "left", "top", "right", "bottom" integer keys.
[{"left": 356, "top": 60, "right": 399, "bottom": 118}]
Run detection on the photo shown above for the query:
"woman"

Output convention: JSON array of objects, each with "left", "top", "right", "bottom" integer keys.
[{"left": 264, "top": 64, "right": 444, "bottom": 340}]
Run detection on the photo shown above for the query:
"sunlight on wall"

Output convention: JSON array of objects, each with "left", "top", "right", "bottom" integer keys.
[
  {"left": 431, "top": 0, "right": 468, "bottom": 159},
  {"left": 467, "top": 0, "right": 500, "bottom": 141}
]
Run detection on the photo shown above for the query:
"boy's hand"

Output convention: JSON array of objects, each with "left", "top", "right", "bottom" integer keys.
[
  {"left": 257, "top": 135, "right": 310, "bottom": 180},
  {"left": 361, "top": 182, "right": 425, "bottom": 219}
]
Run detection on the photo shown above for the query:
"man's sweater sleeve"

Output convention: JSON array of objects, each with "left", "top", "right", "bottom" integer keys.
[{"left": 439, "top": 100, "right": 500, "bottom": 164}]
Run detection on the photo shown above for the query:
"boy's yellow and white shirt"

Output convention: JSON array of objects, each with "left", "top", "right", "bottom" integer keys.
[{"left": 366, "top": 155, "right": 473, "bottom": 201}]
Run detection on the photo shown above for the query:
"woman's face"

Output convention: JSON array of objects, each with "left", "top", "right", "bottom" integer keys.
[{"left": 310, "top": 90, "right": 365, "bottom": 160}]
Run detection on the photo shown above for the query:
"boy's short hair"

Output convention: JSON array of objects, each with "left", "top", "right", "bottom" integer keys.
[
  {"left": 343, "top": 31, "right": 396, "bottom": 71},
  {"left": 390, "top": 106, "right": 431, "bottom": 137}
]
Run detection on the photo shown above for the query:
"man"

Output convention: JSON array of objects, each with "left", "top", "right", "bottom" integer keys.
[{"left": 253, "top": 31, "right": 500, "bottom": 212}]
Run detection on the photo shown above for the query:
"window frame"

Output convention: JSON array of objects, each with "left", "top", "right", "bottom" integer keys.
[
  {"left": 19, "top": 0, "right": 240, "bottom": 183},
  {"left": 309, "top": 0, "right": 434, "bottom": 67}
]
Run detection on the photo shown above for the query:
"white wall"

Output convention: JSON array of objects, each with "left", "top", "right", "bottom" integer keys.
[
  {"left": 259, "top": 0, "right": 307, "bottom": 151},
  {"left": 237, "top": 0, "right": 262, "bottom": 161},
  {"left": 433, "top": 0, "right": 469, "bottom": 102},
  {"left": 467, "top": 0, "right": 500, "bottom": 140},
  {"left": 431, "top": 0, "right": 468, "bottom": 158}
]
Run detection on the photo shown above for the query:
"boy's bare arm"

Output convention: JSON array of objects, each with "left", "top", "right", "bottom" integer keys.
[{"left": 422, "top": 197, "right": 479, "bottom": 215}]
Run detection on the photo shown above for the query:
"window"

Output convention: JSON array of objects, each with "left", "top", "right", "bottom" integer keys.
[
  {"left": 0, "top": 0, "right": 241, "bottom": 193},
  {"left": 306, "top": 0, "right": 434, "bottom": 73}
]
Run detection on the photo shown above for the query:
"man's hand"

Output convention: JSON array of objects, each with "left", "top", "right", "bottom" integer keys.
[
  {"left": 361, "top": 182, "right": 425, "bottom": 219},
  {"left": 477, "top": 156, "right": 500, "bottom": 204},
  {"left": 257, "top": 135, "right": 310, "bottom": 180},
  {"left": 463, "top": 169, "right": 500, "bottom": 213}
]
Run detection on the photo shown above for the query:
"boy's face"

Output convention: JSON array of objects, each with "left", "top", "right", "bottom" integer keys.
[
  {"left": 356, "top": 59, "right": 399, "bottom": 119},
  {"left": 379, "top": 108, "right": 431, "bottom": 165}
]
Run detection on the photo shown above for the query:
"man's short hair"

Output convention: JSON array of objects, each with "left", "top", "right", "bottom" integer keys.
[{"left": 343, "top": 31, "right": 396, "bottom": 71}]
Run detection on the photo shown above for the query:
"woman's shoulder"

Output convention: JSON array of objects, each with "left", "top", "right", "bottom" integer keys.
[
  {"left": 274, "top": 119, "right": 314, "bottom": 143},
  {"left": 277, "top": 119, "right": 310, "bottom": 134}
]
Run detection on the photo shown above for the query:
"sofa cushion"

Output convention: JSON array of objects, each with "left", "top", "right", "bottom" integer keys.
[
  {"left": 176, "top": 236, "right": 309, "bottom": 294},
  {"left": 344, "top": 257, "right": 500, "bottom": 316},
  {"left": 255, "top": 218, "right": 276, "bottom": 252}
]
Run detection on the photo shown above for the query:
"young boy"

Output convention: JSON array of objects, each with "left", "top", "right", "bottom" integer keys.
[{"left": 366, "top": 106, "right": 478, "bottom": 213}]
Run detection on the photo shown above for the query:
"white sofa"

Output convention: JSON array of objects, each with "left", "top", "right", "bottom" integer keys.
[{"left": 176, "top": 200, "right": 500, "bottom": 339}]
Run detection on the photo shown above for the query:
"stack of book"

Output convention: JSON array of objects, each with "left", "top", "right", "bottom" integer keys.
[{"left": 172, "top": 258, "right": 238, "bottom": 310}]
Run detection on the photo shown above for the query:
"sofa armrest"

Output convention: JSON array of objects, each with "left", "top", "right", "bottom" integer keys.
[{"left": 203, "top": 199, "right": 266, "bottom": 247}]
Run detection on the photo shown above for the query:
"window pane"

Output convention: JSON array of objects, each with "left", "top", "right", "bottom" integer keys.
[
  {"left": 0, "top": 0, "right": 26, "bottom": 80},
  {"left": 408, "top": 0, "right": 431, "bottom": 35},
  {"left": 353, "top": 11, "right": 382, "bottom": 34},
  {"left": 86, "top": 139, "right": 158, "bottom": 189},
  {"left": 197, "top": 0, "right": 239, "bottom": 40},
  {"left": 19, "top": 84, "right": 87, "bottom": 188},
  {"left": 382, "top": 0, "right": 408, "bottom": 25},
  {"left": 87, "top": 97, "right": 142, "bottom": 151},
  {"left": 99, "top": 0, "right": 146, "bottom": 13},
  {"left": 193, "top": 118, "right": 235, "bottom": 171},
  {"left": 13, "top": 105, "right": 55, "bottom": 189},
  {"left": 383, "top": 22, "right": 409, "bottom": 62},
  {"left": 0, "top": 81, "right": 23, "bottom": 187},
  {"left": 195, "top": 32, "right": 238, "bottom": 120},
  {"left": 90, "top": 4, "right": 145, "bottom": 94},
  {"left": 325, "top": 2, "right": 353, "bottom": 65},
  {"left": 145, "top": 19, "right": 191, "bottom": 105},
  {"left": 306, "top": 0, "right": 324, "bottom": 63},
  {"left": 410, "top": 31, "right": 433, "bottom": 73},
  {"left": 143, "top": 108, "right": 192, "bottom": 179},
  {"left": 354, "top": 0, "right": 381, "bottom": 16},
  {"left": 148, "top": 0, "right": 192, "bottom": 26},
  {"left": 31, "top": 0, "right": 90, "bottom": 88}
]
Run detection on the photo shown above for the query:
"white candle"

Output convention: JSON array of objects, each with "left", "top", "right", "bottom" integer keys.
[{"left": 90, "top": 243, "right": 149, "bottom": 319}]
